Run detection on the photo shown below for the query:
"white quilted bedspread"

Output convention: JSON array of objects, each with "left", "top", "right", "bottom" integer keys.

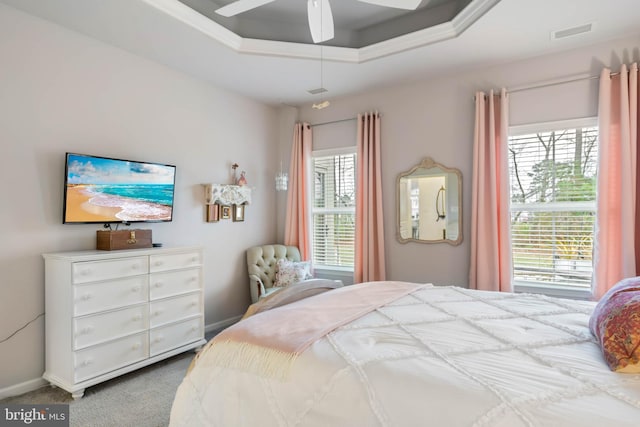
[{"left": 170, "top": 286, "right": 640, "bottom": 426}]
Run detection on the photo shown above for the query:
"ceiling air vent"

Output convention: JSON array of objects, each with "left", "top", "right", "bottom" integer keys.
[
  {"left": 307, "top": 87, "right": 328, "bottom": 95},
  {"left": 552, "top": 23, "right": 593, "bottom": 40}
]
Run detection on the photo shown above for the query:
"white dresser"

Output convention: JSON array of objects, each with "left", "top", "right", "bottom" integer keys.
[{"left": 42, "top": 246, "right": 206, "bottom": 399}]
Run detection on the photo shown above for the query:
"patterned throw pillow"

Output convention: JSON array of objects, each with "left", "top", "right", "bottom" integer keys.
[
  {"left": 274, "top": 259, "right": 313, "bottom": 288},
  {"left": 589, "top": 277, "right": 640, "bottom": 373}
]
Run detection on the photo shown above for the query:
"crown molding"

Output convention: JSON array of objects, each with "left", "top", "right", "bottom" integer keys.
[
  {"left": 239, "top": 38, "right": 358, "bottom": 62},
  {"left": 143, "top": 0, "right": 501, "bottom": 64},
  {"left": 452, "top": 0, "right": 501, "bottom": 33},
  {"left": 358, "top": 21, "right": 457, "bottom": 63}
]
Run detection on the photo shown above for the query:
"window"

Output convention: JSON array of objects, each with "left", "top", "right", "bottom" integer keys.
[
  {"left": 311, "top": 148, "right": 356, "bottom": 270},
  {"left": 508, "top": 119, "right": 598, "bottom": 294}
]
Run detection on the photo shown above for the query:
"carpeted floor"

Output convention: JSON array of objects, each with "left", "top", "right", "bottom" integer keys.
[{"left": 1, "top": 331, "right": 219, "bottom": 427}]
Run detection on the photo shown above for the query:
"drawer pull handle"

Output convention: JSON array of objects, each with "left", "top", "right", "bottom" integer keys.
[
  {"left": 131, "top": 287, "right": 141, "bottom": 293},
  {"left": 154, "top": 310, "right": 162, "bottom": 316},
  {"left": 191, "top": 326, "right": 197, "bottom": 331},
  {"left": 189, "top": 277, "right": 197, "bottom": 282},
  {"left": 81, "top": 327, "right": 93, "bottom": 334},
  {"left": 133, "top": 315, "right": 142, "bottom": 321},
  {"left": 132, "top": 343, "right": 141, "bottom": 350},
  {"left": 81, "top": 270, "right": 90, "bottom": 276},
  {"left": 155, "top": 282, "right": 163, "bottom": 288},
  {"left": 191, "top": 257, "right": 198, "bottom": 263},
  {"left": 81, "top": 294, "right": 92, "bottom": 301},
  {"left": 80, "top": 359, "right": 92, "bottom": 367},
  {"left": 131, "top": 263, "right": 139, "bottom": 270},
  {"left": 190, "top": 302, "right": 198, "bottom": 307},
  {"left": 155, "top": 336, "right": 164, "bottom": 343},
  {"left": 127, "top": 231, "right": 137, "bottom": 245},
  {"left": 155, "top": 261, "right": 163, "bottom": 266}
]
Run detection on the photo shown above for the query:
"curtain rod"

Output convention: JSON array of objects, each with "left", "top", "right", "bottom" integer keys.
[
  {"left": 475, "top": 70, "right": 629, "bottom": 100},
  {"left": 310, "top": 112, "right": 383, "bottom": 128},
  {"left": 508, "top": 74, "right": 600, "bottom": 94},
  {"left": 309, "top": 117, "right": 357, "bottom": 128}
]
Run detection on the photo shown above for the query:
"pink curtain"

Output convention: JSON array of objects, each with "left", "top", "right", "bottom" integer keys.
[
  {"left": 284, "top": 123, "right": 312, "bottom": 260},
  {"left": 469, "top": 89, "right": 512, "bottom": 292},
  {"left": 355, "top": 112, "right": 386, "bottom": 283},
  {"left": 593, "top": 63, "right": 639, "bottom": 299}
]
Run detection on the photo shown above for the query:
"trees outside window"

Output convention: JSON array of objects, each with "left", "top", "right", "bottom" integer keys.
[{"left": 509, "top": 119, "right": 598, "bottom": 289}]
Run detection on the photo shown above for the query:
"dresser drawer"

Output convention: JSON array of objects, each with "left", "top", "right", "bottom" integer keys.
[
  {"left": 149, "top": 251, "right": 201, "bottom": 273},
  {"left": 73, "top": 305, "right": 148, "bottom": 350},
  {"left": 150, "top": 317, "right": 202, "bottom": 357},
  {"left": 149, "top": 269, "right": 201, "bottom": 300},
  {"left": 74, "top": 332, "right": 148, "bottom": 382},
  {"left": 149, "top": 292, "right": 201, "bottom": 328},
  {"left": 73, "top": 276, "right": 149, "bottom": 317},
  {"left": 72, "top": 257, "right": 148, "bottom": 284}
]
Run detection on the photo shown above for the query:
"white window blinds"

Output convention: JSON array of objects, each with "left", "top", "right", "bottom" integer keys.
[
  {"left": 508, "top": 123, "right": 598, "bottom": 288},
  {"left": 311, "top": 152, "right": 356, "bottom": 269}
]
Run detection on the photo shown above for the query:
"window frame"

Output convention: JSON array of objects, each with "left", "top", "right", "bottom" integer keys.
[
  {"left": 508, "top": 117, "right": 598, "bottom": 300},
  {"left": 309, "top": 146, "right": 357, "bottom": 275}
]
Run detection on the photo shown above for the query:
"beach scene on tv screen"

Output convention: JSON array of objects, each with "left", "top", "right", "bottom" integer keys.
[{"left": 65, "top": 154, "right": 175, "bottom": 223}]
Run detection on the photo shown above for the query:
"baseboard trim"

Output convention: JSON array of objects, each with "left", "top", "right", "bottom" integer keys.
[
  {"left": 0, "top": 377, "right": 48, "bottom": 401},
  {"left": 205, "top": 315, "right": 242, "bottom": 334}
]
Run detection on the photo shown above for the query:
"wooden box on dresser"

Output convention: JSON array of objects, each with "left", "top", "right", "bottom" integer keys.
[{"left": 42, "top": 246, "right": 206, "bottom": 399}]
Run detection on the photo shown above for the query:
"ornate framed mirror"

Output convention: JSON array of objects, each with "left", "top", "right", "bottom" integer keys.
[{"left": 396, "top": 157, "right": 462, "bottom": 245}]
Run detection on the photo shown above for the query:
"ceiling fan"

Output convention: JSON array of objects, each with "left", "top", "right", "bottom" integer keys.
[{"left": 215, "top": 0, "right": 423, "bottom": 43}]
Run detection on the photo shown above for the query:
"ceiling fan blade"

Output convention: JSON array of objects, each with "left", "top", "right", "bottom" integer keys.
[
  {"left": 307, "top": 0, "right": 334, "bottom": 43},
  {"left": 215, "top": 0, "right": 275, "bottom": 17},
  {"left": 357, "top": 0, "right": 422, "bottom": 10}
]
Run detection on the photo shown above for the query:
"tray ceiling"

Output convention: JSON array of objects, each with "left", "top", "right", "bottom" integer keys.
[
  {"left": 179, "top": 0, "right": 473, "bottom": 48},
  {"left": 2, "top": 0, "right": 640, "bottom": 106}
]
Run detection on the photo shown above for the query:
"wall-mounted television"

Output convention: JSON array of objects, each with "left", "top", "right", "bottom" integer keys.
[{"left": 63, "top": 153, "right": 176, "bottom": 224}]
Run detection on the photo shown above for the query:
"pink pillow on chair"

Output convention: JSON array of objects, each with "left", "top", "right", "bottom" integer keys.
[{"left": 589, "top": 277, "right": 640, "bottom": 373}]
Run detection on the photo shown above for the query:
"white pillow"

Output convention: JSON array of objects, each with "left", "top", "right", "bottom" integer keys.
[{"left": 274, "top": 259, "right": 312, "bottom": 287}]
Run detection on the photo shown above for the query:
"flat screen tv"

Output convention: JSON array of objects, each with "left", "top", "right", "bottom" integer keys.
[{"left": 63, "top": 153, "right": 176, "bottom": 224}]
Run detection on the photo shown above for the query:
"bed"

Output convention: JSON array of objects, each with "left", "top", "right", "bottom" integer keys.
[{"left": 170, "top": 281, "right": 640, "bottom": 426}]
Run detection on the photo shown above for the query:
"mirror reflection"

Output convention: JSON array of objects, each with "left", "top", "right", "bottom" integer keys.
[{"left": 397, "top": 157, "right": 462, "bottom": 245}]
